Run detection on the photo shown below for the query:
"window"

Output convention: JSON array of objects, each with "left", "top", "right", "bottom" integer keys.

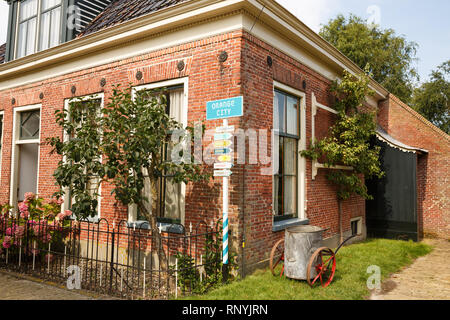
[
  {"left": 273, "top": 89, "right": 300, "bottom": 222},
  {"left": 62, "top": 96, "right": 103, "bottom": 219},
  {"left": 16, "top": 0, "right": 62, "bottom": 59},
  {"left": 129, "top": 80, "right": 187, "bottom": 226},
  {"left": 351, "top": 218, "right": 362, "bottom": 236},
  {"left": 20, "top": 110, "right": 40, "bottom": 140}
]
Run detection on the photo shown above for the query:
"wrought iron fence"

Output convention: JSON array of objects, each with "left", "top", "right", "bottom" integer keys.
[{"left": 0, "top": 214, "right": 223, "bottom": 299}]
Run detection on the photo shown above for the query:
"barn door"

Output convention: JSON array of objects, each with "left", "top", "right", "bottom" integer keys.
[{"left": 366, "top": 139, "right": 418, "bottom": 241}]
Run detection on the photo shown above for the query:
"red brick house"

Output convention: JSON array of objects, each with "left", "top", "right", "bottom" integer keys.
[{"left": 0, "top": 0, "right": 448, "bottom": 274}]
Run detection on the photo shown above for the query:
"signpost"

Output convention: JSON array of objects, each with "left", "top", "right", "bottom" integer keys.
[{"left": 206, "top": 96, "right": 243, "bottom": 282}]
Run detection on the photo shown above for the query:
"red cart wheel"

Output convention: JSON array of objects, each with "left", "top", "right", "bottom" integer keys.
[
  {"left": 269, "top": 239, "right": 285, "bottom": 277},
  {"left": 306, "top": 247, "right": 336, "bottom": 288}
]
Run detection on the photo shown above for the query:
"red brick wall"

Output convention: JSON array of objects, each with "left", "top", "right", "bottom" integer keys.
[
  {"left": 378, "top": 94, "right": 450, "bottom": 239},
  {"left": 240, "top": 32, "right": 365, "bottom": 271},
  {"left": 0, "top": 29, "right": 367, "bottom": 273}
]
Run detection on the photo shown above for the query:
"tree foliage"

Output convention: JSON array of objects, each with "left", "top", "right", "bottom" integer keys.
[
  {"left": 48, "top": 86, "right": 208, "bottom": 226},
  {"left": 301, "top": 68, "right": 384, "bottom": 201},
  {"left": 48, "top": 97, "right": 104, "bottom": 218},
  {"left": 412, "top": 60, "right": 450, "bottom": 134},
  {"left": 320, "top": 14, "right": 419, "bottom": 104}
]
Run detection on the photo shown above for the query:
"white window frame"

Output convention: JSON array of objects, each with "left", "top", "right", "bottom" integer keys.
[
  {"left": 0, "top": 111, "right": 4, "bottom": 182},
  {"left": 14, "top": 0, "right": 63, "bottom": 59},
  {"left": 10, "top": 104, "right": 42, "bottom": 210},
  {"left": 273, "top": 81, "right": 307, "bottom": 222},
  {"left": 62, "top": 93, "right": 104, "bottom": 220},
  {"left": 128, "top": 77, "right": 189, "bottom": 225},
  {"left": 351, "top": 217, "right": 363, "bottom": 236}
]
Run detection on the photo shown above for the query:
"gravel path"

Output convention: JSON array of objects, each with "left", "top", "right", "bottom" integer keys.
[
  {"left": 370, "top": 239, "right": 450, "bottom": 300},
  {"left": 0, "top": 271, "right": 95, "bottom": 300}
]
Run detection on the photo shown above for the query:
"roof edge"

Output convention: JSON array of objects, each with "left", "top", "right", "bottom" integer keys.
[{"left": 388, "top": 93, "right": 450, "bottom": 142}]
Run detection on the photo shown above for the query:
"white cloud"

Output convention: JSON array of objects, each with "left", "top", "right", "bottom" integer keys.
[{"left": 276, "top": 0, "right": 339, "bottom": 32}]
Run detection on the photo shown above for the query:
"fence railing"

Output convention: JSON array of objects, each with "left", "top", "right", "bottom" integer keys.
[{"left": 0, "top": 215, "right": 223, "bottom": 299}]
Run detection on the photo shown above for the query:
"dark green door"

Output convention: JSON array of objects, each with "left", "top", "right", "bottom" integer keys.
[{"left": 366, "top": 139, "right": 418, "bottom": 241}]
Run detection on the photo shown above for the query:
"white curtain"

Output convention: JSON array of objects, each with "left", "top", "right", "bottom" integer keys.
[{"left": 164, "top": 88, "right": 184, "bottom": 221}]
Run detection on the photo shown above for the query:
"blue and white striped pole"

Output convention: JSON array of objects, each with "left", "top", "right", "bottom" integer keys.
[{"left": 222, "top": 119, "right": 229, "bottom": 280}]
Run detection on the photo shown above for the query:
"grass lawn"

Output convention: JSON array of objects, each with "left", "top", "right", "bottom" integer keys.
[{"left": 183, "top": 238, "right": 432, "bottom": 300}]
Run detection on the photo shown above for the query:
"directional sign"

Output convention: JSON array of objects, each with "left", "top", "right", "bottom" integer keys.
[
  {"left": 214, "top": 169, "right": 232, "bottom": 177},
  {"left": 216, "top": 125, "right": 235, "bottom": 133},
  {"left": 214, "top": 148, "right": 232, "bottom": 155},
  {"left": 214, "top": 133, "right": 233, "bottom": 141},
  {"left": 217, "top": 155, "right": 232, "bottom": 162},
  {"left": 207, "top": 96, "right": 243, "bottom": 121},
  {"left": 214, "top": 140, "right": 233, "bottom": 148},
  {"left": 214, "top": 162, "right": 233, "bottom": 169}
]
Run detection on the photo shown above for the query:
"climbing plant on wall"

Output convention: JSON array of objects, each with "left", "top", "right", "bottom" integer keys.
[{"left": 301, "top": 68, "right": 384, "bottom": 241}]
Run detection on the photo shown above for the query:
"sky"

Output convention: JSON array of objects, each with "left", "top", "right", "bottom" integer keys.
[{"left": 0, "top": 0, "right": 449, "bottom": 83}]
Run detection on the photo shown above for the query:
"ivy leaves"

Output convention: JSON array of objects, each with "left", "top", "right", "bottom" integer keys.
[{"left": 302, "top": 69, "right": 384, "bottom": 201}]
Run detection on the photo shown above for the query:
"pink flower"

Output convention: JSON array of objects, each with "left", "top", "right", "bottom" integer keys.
[
  {"left": 24, "top": 192, "right": 35, "bottom": 202},
  {"left": 64, "top": 210, "right": 72, "bottom": 217},
  {"left": 14, "top": 226, "right": 25, "bottom": 238},
  {"left": 2, "top": 236, "right": 11, "bottom": 249},
  {"left": 5, "top": 227, "right": 14, "bottom": 236},
  {"left": 20, "top": 211, "right": 30, "bottom": 219},
  {"left": 41, "top": 232, "right": 52, "bottom": 244},
  {"left": 18, "top": 202, "right": 29, "bottom": 212},
  {"left": 44, "top": 253, "right": 54, "bottom": 262}
]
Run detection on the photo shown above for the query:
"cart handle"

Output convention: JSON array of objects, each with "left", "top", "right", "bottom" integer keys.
[{"left": 334, "top": 234, "right": 358, "bottom": 255}]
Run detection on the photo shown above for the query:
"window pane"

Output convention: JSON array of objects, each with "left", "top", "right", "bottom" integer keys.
[
  {"left": 168, "top": 88, "right": 184, "bottom": 122},
  {"left": 20, "top": 0, "right": 37, "bottom": 21},
  {"left": 283, "top": 138, "right": 297, "bottom": 175},
  {"left": 17, "top": 23, "right": 27, "bottom": 58},
  {"left": 286, "top": 96, "right": 299, "bottom": 136},
  {"left": 26, "top": 18, "right": 37, "bottom": 56},
  {"left": 274, "top": 91, "right": 285, "bottom": 133},
  {"left": 283, "top": 176, "right": 296, "bottom": 216},
  {"left": 42, "top": 0, "right": 61, "bottom": 11},
  {"left": 277, "top": 136, "right": 283, "bottom": 176},
  {"left": 164, "top": 178, "right": 182, "bottom": 222},
  {"left": 20, "top": 110, "right": 40, "bottom": 140},
  {"left": 39, "top": 11, "right": 51, "bottom": 50},
  {"left": 273, "top": 176, "right": 280, "bottom": 216},
  {"left": 49, "top": 7, "right": 61, "bottom": 48}
]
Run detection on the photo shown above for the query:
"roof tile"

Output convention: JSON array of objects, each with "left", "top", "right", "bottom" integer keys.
[
  {"left": 0, "top": 43, "right": 6, "bottom": 64},
  {"left": 78, "top": 0, "right": 189, "bottom": 38}
]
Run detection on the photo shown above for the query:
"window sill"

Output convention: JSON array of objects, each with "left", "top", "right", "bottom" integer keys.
[
  {"left": 272, "top": 218, "right": 310, "bottom": 232},
  {"left": 127, "top": 221, "right": 185, "bottom": 234}
]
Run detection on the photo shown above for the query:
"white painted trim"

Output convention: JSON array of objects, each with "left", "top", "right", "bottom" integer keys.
[
  {"left": 351, "top": 216, "right": 363, "bottom": 236},
  {"left": 129, "top": 77, "right": 189, "bottom": 225},
  {"left": 62, "top": 93, "right": 105, "bottom": 219},
  {"left": 273, "top": 80, "right": 307, "bottom": 220},
  {"left": 10, "top": 104, "right": 42, "bottom": 211},
  {"left": 311, "top": 93, "right": 351, "bottom": 180}
]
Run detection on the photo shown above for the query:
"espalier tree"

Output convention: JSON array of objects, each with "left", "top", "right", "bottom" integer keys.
[
  {"left": 48, "top": 85, "right": 208, "bottom": 268},
  {"left": 301, "top": 68, "right": 384, "bottom": 242}
]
